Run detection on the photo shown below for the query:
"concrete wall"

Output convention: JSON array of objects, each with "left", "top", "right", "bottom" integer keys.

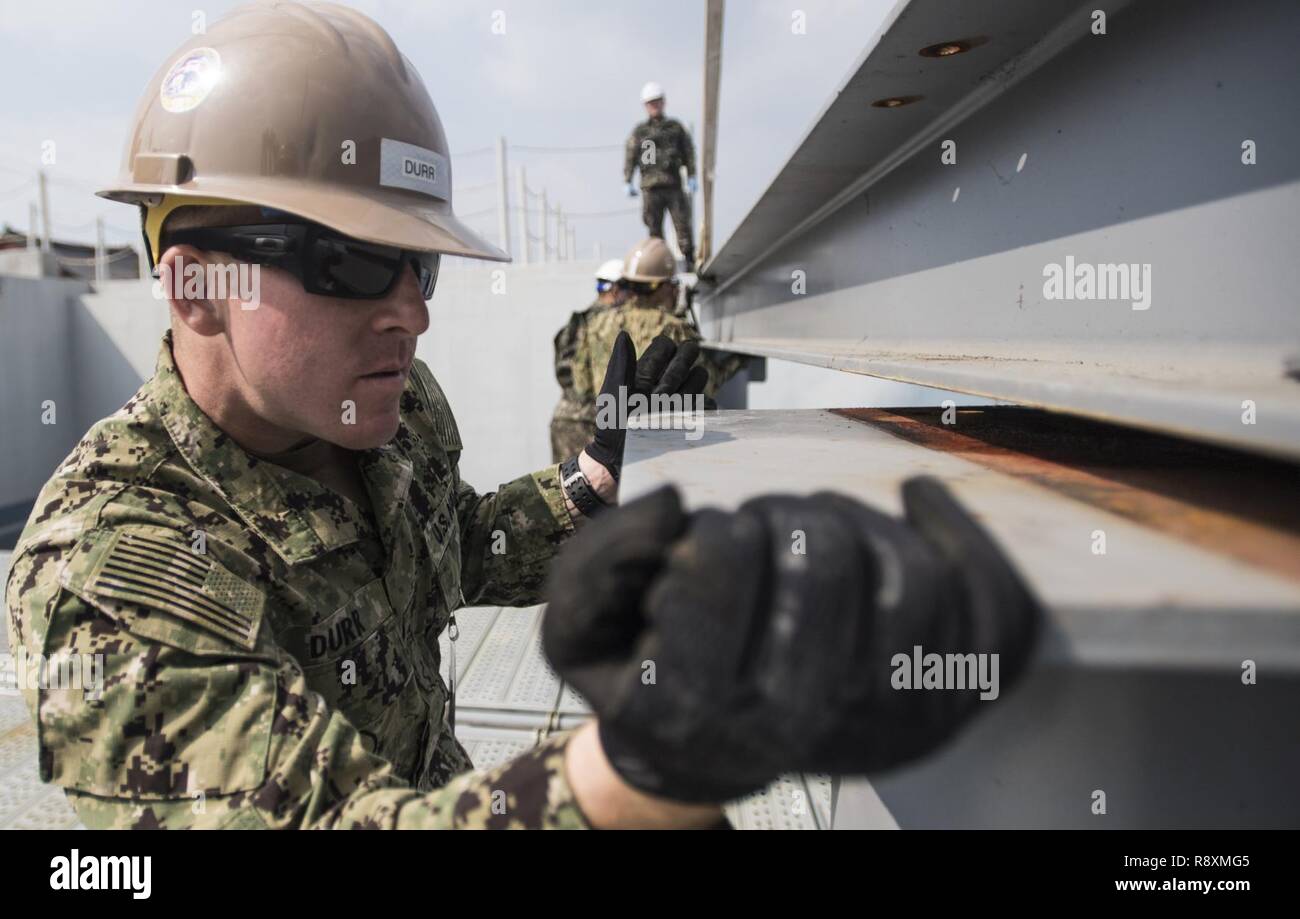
[
  {"left": 0, "top": 277, "right": 165, "bottom": 546},
  {"left": 0, "top": 276, "right": 84, "bottom": 544},
  {"left": 73, "top": 279, "right": 172, "bottom": 386},
  {"left": 420, "top": 261, "right": 606, "bottom": 491}
]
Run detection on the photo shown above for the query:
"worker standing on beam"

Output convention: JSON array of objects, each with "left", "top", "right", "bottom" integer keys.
[
  {"left": 551, "top": 259, "right": 627, "bottom": 462},
  {"left": 624, "top": 82, "right": 698, "bottom": 271}
]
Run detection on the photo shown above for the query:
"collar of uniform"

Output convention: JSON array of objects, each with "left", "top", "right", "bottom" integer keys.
[{"left": 148, "top": 330, "right": 376, "bottom": 566}]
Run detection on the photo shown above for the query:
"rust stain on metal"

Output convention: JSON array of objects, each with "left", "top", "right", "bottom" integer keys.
[{"left": 834, "top": 407, "right": 1300, "bottom": 583}]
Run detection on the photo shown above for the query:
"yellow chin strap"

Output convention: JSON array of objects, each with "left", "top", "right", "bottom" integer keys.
[{"left": 142, "top": 194, "right": 250, "bottom": 270}]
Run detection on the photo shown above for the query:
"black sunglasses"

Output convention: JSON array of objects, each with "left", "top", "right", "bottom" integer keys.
[{"left": 163, "top": 222, "right": 440, "bottom": 300}]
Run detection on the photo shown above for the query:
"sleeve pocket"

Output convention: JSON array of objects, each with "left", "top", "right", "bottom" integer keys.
[{"left": 38, "top": 647, "right": 276, "bottom": 800}]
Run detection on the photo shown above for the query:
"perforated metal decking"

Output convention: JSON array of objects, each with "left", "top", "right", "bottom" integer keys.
[{"left": 439, "top": 604, "right": 837, "bottom": 830}]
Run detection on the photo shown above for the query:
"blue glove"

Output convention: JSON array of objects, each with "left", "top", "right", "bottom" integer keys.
[
  {"left": 687, "top": 176, "right": 698, "bottom": 195},
  {"left": 625, "top": 182, "right": 638, "bottom": 198}
]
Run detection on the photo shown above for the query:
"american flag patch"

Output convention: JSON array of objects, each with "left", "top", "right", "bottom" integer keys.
[{"left": 88, "top": 530, "right": 262, "bottom": 649}]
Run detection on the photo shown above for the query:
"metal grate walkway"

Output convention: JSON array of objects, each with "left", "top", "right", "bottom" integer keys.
[{"left": 440, "top": 603, "right": 835, "bottom": 829}]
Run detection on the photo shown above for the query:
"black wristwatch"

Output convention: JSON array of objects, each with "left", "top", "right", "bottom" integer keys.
[{"left": 560, "top": 455, "right": 610, "bottom": 518}]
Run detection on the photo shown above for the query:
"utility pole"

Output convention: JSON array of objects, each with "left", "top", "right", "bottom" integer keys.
[
  {"left": 699, "top": 0, "right": 725, "bottom": 268},
  {"left": 541, "top": 189, "right": 550, "bottom": 264},
  {"left": 495, "top": 135, "right": 511, "bottom": 255},
  {"left": 556, "top": 205, "right": 565, "bottom": 260},
  {"left": 27, "top": 202, "right": 37, "bottom": 252},
  {"left": 515, "top": 165, "right": 529, "bottom": 266},
  {"left": 38, "top": 170, "right": 52, "bottom": 254}
]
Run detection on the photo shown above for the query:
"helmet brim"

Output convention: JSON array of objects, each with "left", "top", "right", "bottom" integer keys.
[{"left": 98, "top": 176, "right": 510, "bottom": 263}]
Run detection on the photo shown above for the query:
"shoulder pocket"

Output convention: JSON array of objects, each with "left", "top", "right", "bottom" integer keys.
[
  {"left": 39, "top": 527, "right": 277, "bottom": 801},
  {"left": 59, "top": 525, "right": 266, "bottom": 656},
  {"left": 39, "top": 645, "right": 276, "bottom": 802}
]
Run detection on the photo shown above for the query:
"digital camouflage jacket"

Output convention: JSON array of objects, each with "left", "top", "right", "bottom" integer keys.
[
  {"left": 623, "top": 116, "right": 696, "bottom": 189},
  {"left": 5, "top": 331, "right": 588, "bottom": 829}
]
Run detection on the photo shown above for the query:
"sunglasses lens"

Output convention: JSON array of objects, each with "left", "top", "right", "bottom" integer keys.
[
  {"left": 412, "top": 252, "right": 440, "bottom": 299},
  {"left": 311, "top": 237, "right": 404, "bottom": 297}
]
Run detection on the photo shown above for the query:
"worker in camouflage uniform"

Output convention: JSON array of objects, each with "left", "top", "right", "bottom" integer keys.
[
  {"left": 3, "top": 3, "right": 719, "bottom": 831},
  {"left": 6, "top": 3, "right": 1045, "bottom": 830},
  {"left": 554, "top": 237, "right": 745, "bottom": 458},
  {"left": 551, "top": 259, "right": 627, "bottom": 462},
  {"left": 624, "top": 82, "right": 698, "bottom": 270}
]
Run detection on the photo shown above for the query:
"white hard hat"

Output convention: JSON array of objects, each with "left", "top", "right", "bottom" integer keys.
[
  {"left": 640, "top": 81, "right": 665, "bottom": 103},
  {"left": 595, "top": 259, "right": 624, "bottom": 283}
]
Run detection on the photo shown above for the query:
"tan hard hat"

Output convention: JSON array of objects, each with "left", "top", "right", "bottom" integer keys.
[
  {"left": 98, "top": 1, "right": 506, "bottom": 264},
  {"left": 622, "top": 238, "right": 675, "bottom": 282}
]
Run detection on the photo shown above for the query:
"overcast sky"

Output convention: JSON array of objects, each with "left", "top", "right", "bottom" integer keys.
[{"left": 0, "top": 0, "right": 894, "bottom": 259}]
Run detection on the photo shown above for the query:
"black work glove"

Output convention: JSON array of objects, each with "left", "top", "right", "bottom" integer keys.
[
  {"left": 542, "top": 477, "right": 1042, "bottom": 803},
  {"left": 583, "top": 332, "right": 709, "bottom": 482}
]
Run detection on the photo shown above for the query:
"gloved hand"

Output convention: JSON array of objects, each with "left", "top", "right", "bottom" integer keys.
[
  {"left": 687, "top": 176, "right": 698, "bottom": 195},
  {"left": 542, "top": 478, "right": 1042, "bottom": 803},
  {"left": 625, "top": 182, "right": 639, "bottom": 198},
  {"left": 582, "top": 332, "right": 708, "bottom": 484}
]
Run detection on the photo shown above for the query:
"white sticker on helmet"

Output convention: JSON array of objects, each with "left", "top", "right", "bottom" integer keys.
[
  {"left": 160, "top": 48, "right": 222, "bottom": 114},
  {"left": 380, "top": 139, "right": 450, "bottom": 201}
]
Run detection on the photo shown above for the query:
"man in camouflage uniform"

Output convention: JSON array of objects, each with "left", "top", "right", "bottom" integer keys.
[
  {"left": 3, "top": 3, "right": 726, "bottom": 831},
  {"left": 624, "top": 82, "right": 698, "bottom": 270},
  {"left": 6, "top": 4, "right": 1047, "bottom": 831},
  {"left": 7, "top": 333, "right": 589, "bottom": 828},
  {"left": 551, "top": 259, "right": 627, "bottom": 462},
  {"left": 553, "top": 238, "right": 745, "bottom": 458}
]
